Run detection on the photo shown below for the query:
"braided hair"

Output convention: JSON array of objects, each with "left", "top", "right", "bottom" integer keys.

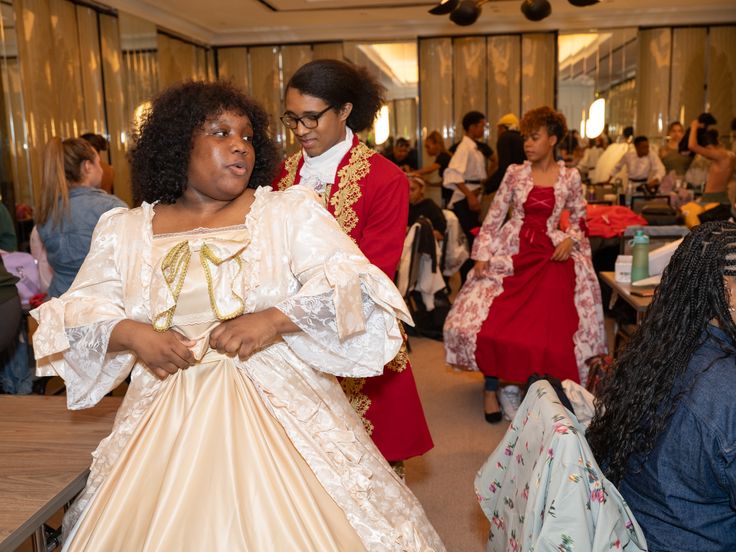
[{"left": 587, "top": 221, "right": 736, "bottom": 484}]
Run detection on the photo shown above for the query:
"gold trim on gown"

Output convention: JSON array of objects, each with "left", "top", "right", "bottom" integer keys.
[{"left": 65, "top": 227, "right": 365, "bottom": 551}]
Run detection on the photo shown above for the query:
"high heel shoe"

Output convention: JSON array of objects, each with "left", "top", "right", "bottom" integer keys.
[{"left": 484, "top": 411, "right": 503, "bottom": 424}]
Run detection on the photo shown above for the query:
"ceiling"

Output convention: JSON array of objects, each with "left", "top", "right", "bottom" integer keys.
[{"left": 105, "top": 0, "right": 736, "bottom": 46}]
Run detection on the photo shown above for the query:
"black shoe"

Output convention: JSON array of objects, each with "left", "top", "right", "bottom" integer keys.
[{"left": 484, "top": 411, "right": 503, "bottom": 424}]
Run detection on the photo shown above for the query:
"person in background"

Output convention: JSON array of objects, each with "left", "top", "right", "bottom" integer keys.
[
  {"left": 560, "top": 129, "right": 582, "bottom": 167},
  {"left": 588, "top": 221, "right": 736, "bottom": 552},
  {"left": 408, "top": 175, "right": 446, "bottom": 241},
  {"left": 0, "top": 256, "right": 20, "bottom": 354},
  {"left": 81, "top": 133, "right": 115, "bottom": 194},
  {"left": 385, "top": 137, "right": 418, "bottom": 172},
  {"left": 486, "top": 113, "right": 525, "bottom": 195},
  {"left": 36, "top": 137, "right": 127, "bottom": 298},
  {"left": 274, "top": 59, "right": 433, "bottom": 473},
  {"left": 687, "top": 119, "right": 736, "bottom": 204},
  {"left": 607, "top": 135, "right": 666, "bottom": 194},
  {"left": 410, "top": 130, "right": 452, "bottom": 206},
  {"left": 443, "top": 110, "right": 488, "bottom": 282},
  {"left": 0, "top": 201, "right": 17, "bottom": 252},
  {"left": 444, "top": 106, "right": 605, "bottom": 423},
  {"left": 576, "top": 135, "right": 606, "bottom": 183},
  {"left": 659, "top": 121, "right": 692, "bottom": 178}
]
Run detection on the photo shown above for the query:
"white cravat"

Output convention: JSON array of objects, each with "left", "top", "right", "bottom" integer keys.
[{"left": 298, "top": 128, "right": 354, "bottom": 194}]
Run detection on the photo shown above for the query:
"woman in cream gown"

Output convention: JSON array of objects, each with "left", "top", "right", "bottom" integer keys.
[{"left": 31, "top": 81, "right": 444, "bottom": 551}]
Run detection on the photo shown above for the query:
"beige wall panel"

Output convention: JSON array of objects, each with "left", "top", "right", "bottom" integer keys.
[
  {"left": 605, "top": 79, "right": 636, "bottom": 136},
  {"left": 419, "top": 37, "right": 453, "bottom": 161},
  {"left": 100, "top": 13, "right": 131, "bottom": 206},
  {"left": 76, "top": 5, "right": 106, "bottom": 136},
  {"left": 3, "top": 59, "right": 32, "bottom": 205},
  {"left": 194, "top": 46, "right": 208, "bottom": 81},
  {"left": 521, "top": 33, "right": 555, "bottom": 115},
  {"left": 217, "top": 47, "right": 249, "bottom": 92},
  {"left": 281, "top": 44, "right": 312, "bottom": 154},
  {"left": 312, "top": 42, "right": 343, "bottom": 60},
  {"left": 453, "top": 36, "right": 486, "bottom": 141},
  {"left": 394, "top": 97, "right": 417, "bottom": 144},
  {"left": 636, "top": 28, "right": 671, "bottom": 138},
  {"left": 707, "top": 26, "right": 736, "bottom": 137},
  {"left": 281, "top": 44, "right": 311, "bottom": 88},
  {"left": 669, "top": 27, "right": 706, "bottom": 128},
  {"left": 207, "top": 48, "right": 215, "bottom": 81},
  {"left": 250, "top": 46, "right": 284, "bottom": 153},
  {"left": 487, "top": 35, "right": 521, "bottom": 134},
  {"left": 48, "top": 0, "right": 84, "bottom": 138},
  {"left": 15, "top": 0, "right": 56, "bottom": 205},
  {"left": 158, "top": 33, "right": 199, "bottom": 88}
]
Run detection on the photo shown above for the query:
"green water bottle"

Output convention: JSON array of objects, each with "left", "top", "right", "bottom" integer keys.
[{"left": 631, "top": 230, "right": 650, "bottom": 284}]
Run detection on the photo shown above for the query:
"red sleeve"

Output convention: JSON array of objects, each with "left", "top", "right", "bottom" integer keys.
[{"left": 358, "top": 165, "right": 409, "bottom": 278}]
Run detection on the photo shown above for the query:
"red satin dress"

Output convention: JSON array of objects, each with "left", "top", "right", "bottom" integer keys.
[{"left": 474, "top": 186, "right": 580, "bottom": 383}]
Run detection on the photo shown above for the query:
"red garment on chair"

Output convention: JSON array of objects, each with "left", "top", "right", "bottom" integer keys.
[{"left": 474, "top": 186, "right": 580, "bottom": 383}]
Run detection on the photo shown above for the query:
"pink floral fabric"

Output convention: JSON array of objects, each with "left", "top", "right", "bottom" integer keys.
[
  {"left": 443, "top": 162, "right": 606, "bottom": 384},
  {"left": 475, "top": 381, "right": 647, "bottom": 551}
]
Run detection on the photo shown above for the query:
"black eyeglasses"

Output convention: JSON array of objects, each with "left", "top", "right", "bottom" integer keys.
[{"left": 280, "top": 105, "right": 333, "bottom": 130}]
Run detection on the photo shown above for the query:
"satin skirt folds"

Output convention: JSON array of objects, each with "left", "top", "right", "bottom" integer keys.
[
  {"left": 64, "top": 355, "right": 366, "bottom": 552},
  {"left": 474, "top": 224, "right": 580, "bottom": 383}
]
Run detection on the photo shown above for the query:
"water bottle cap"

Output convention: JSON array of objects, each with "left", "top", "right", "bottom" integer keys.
[{"left": 632, "top": 230, "right": 649, "bottom": 244}]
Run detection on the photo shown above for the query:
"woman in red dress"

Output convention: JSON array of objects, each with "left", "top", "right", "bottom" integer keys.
[{"left": 443, "top": 107, "right": 606, "bottom": 422}]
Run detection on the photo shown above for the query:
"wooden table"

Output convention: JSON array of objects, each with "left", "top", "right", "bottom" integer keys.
[
  {"left": 0, "top": 396, "right": 121, "bottom": 552},
  {"left": 599, "top": 271, "right": 654, "bottom": 323}
]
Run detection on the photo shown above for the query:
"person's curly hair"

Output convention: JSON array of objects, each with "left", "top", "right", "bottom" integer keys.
[
  {"left": 520, "top": 106, "right": 567, "bottom": 142},
  {"left": 587, "top": 221, "right": 736, "bottom": 484},
  {"left": 130, "top": 80, "right": 278, "bottom": 204},
  {"left": 286, "top": 59, "right": 385, "bottom": 133}
]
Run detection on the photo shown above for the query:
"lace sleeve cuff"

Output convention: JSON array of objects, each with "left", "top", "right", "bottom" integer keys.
[
  {"left": 35, "top": 318, "right": 135, "bottom": 409},
  {"left": 276, "top": 282, "right": 404, "bottom": 378}
]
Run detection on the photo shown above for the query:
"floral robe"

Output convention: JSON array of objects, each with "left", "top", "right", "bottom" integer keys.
[{"left": 443, "top": 162, "right": 606, "bottom": 384}]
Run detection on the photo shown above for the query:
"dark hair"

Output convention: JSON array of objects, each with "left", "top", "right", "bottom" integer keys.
[
  {"left": 698, "top": 112, "right": 717, "bottom": 126},
  {"left": 395, "top": 137, "right": 411, "bottom": 148},
  {"left": 623, "top": 126, "right": 635, "bottom": 138},
  {"left": 462, "top": 111, "right": 486, "bottom": 131},
  {"left": 587, "top": 221, "right": 736, "bottom": 484},
  {"left": 81, "top": 133, "right": 108, "bottom": 153},
  {"left": 633, "top": 135, "right": 649, "bottom": 146},
  {"left": 704, "top": 128, "right": 720, "bottom": 147},
  {"left": 286, "top": 59, "right": 385, "bottom": 133},
  {"left": 520, "top": 106, "right": 567, "bottom": 142},
  {"left": 130, "top": 81, "right": 278, "bottom": 205},
  {"left": 731, "top": 117, "right": 736, "bottom": 132}
]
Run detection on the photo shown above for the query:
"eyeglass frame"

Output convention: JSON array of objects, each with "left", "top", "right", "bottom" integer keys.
[{"left": 280, "top": 105, "right": 334, "bottom": 130}]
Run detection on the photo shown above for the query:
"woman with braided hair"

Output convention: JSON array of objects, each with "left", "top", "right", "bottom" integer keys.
[{"left": 587, "top": 221, "right": 736, "bottom": 551}]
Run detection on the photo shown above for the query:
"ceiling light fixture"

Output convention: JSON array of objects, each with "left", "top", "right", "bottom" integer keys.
[
  {"left": 428, "top": 0, "right": 459, "bottom": 15},
  {"left": 521, "top": 0, "right": 551, "bottom": 21},
  {"left": 429, "top": 0, "right": 598, "bottom": 25}
]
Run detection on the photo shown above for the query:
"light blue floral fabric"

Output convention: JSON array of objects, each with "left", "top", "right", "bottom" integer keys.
[{"left": 475, "top": 381, "right": 647, "bottom": 552}]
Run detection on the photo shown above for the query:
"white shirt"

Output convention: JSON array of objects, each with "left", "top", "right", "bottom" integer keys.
[
  {"left": 443, "top": 135, "right": 487, "bottom": 206},
  {"left": 298, "top": 127, "right": 354, "bottom": 195},
  {"left": 610, "top": 150, "right": 665, "bottom": 182}
]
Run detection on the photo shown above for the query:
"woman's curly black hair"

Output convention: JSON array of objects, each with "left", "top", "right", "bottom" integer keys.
[
  {"left": 587, "top": 221, "right": 736, "bottom": 484},
  {"left": 130, "top": 80, "right": 279, "bottom": 204},
  {"left": 285, "top": 59, "right": 385, "bottom": 133}
]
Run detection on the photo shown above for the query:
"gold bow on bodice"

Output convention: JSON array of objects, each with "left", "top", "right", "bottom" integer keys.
[{"left": 152, "top": 239, "right": 247, "bottom": 332}]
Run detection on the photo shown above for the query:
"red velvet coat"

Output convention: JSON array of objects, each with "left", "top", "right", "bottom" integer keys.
[{"left": 273, "top": 136, "right": 433, "bottom": 461}]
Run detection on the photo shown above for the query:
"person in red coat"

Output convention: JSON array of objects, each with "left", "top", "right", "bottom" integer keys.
[{"left": 273, "top": 59, "right": 433, "bottom": 470}]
